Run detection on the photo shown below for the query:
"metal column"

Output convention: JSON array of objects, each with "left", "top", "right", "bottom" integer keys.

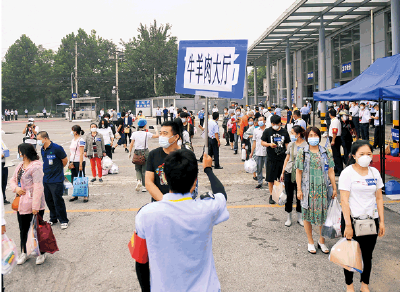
[
  {"left": 286, "top": 40, "right": 291, "bottom": 107},
  {"left": 293, "top": 52, "right": 297, "bottom": 108},
  {"left": 318, "top": 15, "right": 327, "bottom": 134},
  {"left": 244, "top": 67, "right": 249, "bottom": 106},
  {"left": 266, "top": 52, "right": 271, "bottom": 108},
  {"left": 253, "top": 65, "right": 257, "bottom": 105},
  {"left": 392, "top": 0, "right": 400, "bottom": 129}
]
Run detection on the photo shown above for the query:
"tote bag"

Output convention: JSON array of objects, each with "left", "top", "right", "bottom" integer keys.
[{"left": 72, "top": 171, "right": 89, "bottom": 197}]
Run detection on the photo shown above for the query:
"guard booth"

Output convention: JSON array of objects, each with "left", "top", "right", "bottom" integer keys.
[{"left": 71, "top": 97, "right": 100, "bottom": 120}]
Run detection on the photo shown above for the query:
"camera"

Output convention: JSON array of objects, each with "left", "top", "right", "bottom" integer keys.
[{"left": 28, "top": 122, "right": 33, "bottom": 126}]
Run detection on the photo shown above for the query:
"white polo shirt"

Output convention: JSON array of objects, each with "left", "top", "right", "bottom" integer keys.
[
  {"left": 135, "top": 192, "right": 229, "bottom": 292},
  {"left": 359, "top": 109, "right": 371, "bottom": 124},
  {"left": 329, "top": 117, "right": 342, "bottom": 137},
  {"left": 208, "top": 119, "right": 219, "bottom": 139},
  {"left": 294, "top": 118, "right": 307, "bottom": 130}
]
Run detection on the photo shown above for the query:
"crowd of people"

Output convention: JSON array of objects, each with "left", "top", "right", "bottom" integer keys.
[{"left": 1, "top": 99, "right": 387, "bottom": 292}]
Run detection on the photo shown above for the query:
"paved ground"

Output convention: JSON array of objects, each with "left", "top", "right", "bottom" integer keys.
[{"left": 2, "top": 118, "right": 400, "bottom": 292}]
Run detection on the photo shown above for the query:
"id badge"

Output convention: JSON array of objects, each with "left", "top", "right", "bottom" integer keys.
[{"left": 47, "top": 154, "right": 55, "bottom": 166}]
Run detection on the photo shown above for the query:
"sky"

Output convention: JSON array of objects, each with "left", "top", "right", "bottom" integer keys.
[{"left": 1, "top": 0, "right": 295, "bottom": 59}]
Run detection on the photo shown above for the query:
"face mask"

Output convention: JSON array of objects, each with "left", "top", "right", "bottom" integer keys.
[
  {"left": 105, "top": 118, "right": 109, "bottom": 121},
  {"left": 248, "top": 121, "right": 254, "bottom": 126},
  {"left": 342, "top": 115, "right": 348, "bottom": 121},
  {"left": 91, "top": 127, "right": 97, "bottom": 132},
  {"left": 308, "top": 137, "right": 319, "bottom": 146},
  {"left": 272, "top": 125, "right": 280, "bottom": 131},
  {"left": 236, "top": 112, "right": 240, "bottom": 115},
  {"left": 17, "top": 153, "right": 23, "bottom": 161},
  {"left": 258, "top": 121, "right": 264, "bottom": 127},
  {"left": 181, "top": 118, "right": 187, "bottom": 123},
  {"left": 224, "top": 110, "right": 227, "bottom": 113},
  {"left": 290, "top": 135, "right": 297, "bottom": 142},
  {"left": 333, "top": 104, "right": 337, "bottom": 106},
  {"left": 360, "top": 106, "right": 364, "bottom": 110},
  {"left": 70, "top": 131, "right": 75, "bottom": 136},
  {"left": 37, "top": 140, "right": 44, "bottom": 147},
  {"left": 159, "top": 135, "right": 175, "bottom": 148},
  {"left": 357, "top": 155, "right": 372, "bottom": 167}
]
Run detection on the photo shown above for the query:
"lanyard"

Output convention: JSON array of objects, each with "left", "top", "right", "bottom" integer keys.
[{"left": 168, "top": 197, "right": 192, "bottom": 203}]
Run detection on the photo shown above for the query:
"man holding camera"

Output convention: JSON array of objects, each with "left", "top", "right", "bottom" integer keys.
[
  {"left": 22, "top": 118, "right": 39, "bottom": 147},
  {"left": 130, "top": 149, "right": 229, "bottom": 292}
]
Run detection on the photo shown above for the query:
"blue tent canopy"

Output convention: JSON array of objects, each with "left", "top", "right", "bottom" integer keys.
[
  {"left": 57, "top": 103, "right": 69, "bottom": 106},
  {"left": 314, "top": 54, "right": 400, "bottom": 101}
]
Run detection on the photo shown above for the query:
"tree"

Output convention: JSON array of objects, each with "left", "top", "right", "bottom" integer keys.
[
  {"left": 248, "top": 66, "right": 266, "bottom": 98},
  {"left": 2, "top": 35, "right": 38, "bottom": 109},
  {"left": 121, "top": 20, "right": 178, "bottom": 99}
]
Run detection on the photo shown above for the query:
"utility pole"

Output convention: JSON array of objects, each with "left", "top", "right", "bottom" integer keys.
[
  {"left": 70, "top": 72, "right": 74, "bottom": 120},
  {"left": 116, "top": 51, "right": 119, "bottom": 113},
  {"left": 75, "top": 41, "right": 78, "bottom": 111}
]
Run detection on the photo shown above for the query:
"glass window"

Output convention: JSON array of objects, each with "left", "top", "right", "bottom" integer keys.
[
  {"left": 352, "top": 26, "right": 360, "bottom": 43},
  {"left": 333, "top": 37, "right": 339, "bottom": 50},
  {"left": 313, "top": 45, "right": 318, "bottom": 56},
  {"left": 354, "top": 60, "right": 360, "bottom": 77},
  {"left": 334, "top": 50, "right": 340, "bottom": 65},
  {"left": 303, "top": 61, "right": 307, "bottom": 73},
  {"left": 341, "top": 66, "right": 352, "bottom": 80},
  {"left": 353, "top": 43, "right": 360, "bottom": 60},
  {"left": 341, "top": 46, "right": 352, "bottom": 63},
  {"left": 307, "top": 47, "right": 313, "bottom": 59},
  {"left": 307, "top": 60, "right": 314, "bottom": 73},
  {"left": 334, "top": 65, "right": 340, "bottom": 80},
  {"left": 340, "top": 30, "right": 352, "bottom": 47},
  {"left": 315, "top": 70, "right": 318, "bottom": 82}
]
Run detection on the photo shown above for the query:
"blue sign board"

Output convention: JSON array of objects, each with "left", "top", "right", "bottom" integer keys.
[
  {"left": 291, "top": 89, "right": 294, "bottom": 101},
  {"left": 72, "top": 93, "right": 77, "bottom": 99},
  {"left": 175, "top": 40, "right": 248, "bottom": 99},
  {"left": 342, "top": 62, "right": 352, "bottom": 73},
  {"left": 307, "top": 72, "right": 314, "bottom": 79},
  {"left": 391, "top": 128, "right": 399, "bottom": 141},
  {"left": 135, "top": 100, "right": 151, "bottom": 108}
]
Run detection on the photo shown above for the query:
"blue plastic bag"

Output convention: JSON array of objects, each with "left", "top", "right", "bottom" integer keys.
[{"left": 72, "top": 171, "right": 89, "bottom": 197}]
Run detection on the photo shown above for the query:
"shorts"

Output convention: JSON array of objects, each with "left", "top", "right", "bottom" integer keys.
[
  {"left": 266, "top": 158, "right": 284, "bottom": 183},
  {"left": 117, "top": 133, "right": 126, "bottom": 145}
]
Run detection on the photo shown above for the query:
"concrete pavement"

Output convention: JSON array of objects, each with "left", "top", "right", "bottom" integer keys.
[{"left": 2, "top": 118, "right": 399, "bottom": 291}]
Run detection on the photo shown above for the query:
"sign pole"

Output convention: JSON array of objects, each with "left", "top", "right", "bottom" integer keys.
[{"left": 204, "top": 96, "right": 209, "bottom": 155}]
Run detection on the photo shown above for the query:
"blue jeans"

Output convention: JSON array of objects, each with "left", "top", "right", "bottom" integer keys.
[
  {"left": 44, "top": 182, "right": 69, "bottom": 224},
  {"left": 234, "top": 133, "right": 239, "bottom": 151},
  {"left": 254, "top": 155, "right": 267, "bottom": 185}
]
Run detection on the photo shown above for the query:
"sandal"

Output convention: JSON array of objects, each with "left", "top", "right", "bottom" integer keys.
[
  {"left": 308, "top": 243, "right": 316, "bottom": 254},
  {"left": 318, "top": 242, "right": 329, "bottom": 254},
  {"left": 83, "top": 196, "right": 89, "bottom": 203}
]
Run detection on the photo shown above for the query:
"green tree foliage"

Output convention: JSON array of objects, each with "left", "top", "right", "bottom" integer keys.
[
  {"left": 2, "top": 35, "right": 39, "bottom": 109},
  {"left": 121, "top": 20, "right": 178, "bottom": 99},
  {"left": 248, "top": 66, "right": 266, "bottom": 97},
  {"left": 2, "top": 22, "right": 178, "bottom": 111}
]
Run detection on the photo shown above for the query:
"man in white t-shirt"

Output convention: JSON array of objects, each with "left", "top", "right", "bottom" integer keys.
[
  {"left": 292, "top": 110, "right": 306, "bottom": 130},
  {"left": 329, "top": 108, "right": 343, "bottom": 175},
  {"left": 212, "top": 104, "right": 219, "bottom": 113},
  {"left": 359, "top": 102, "right": 371, "bottom": 141},
  {"left": 250, "top": 116, "right": 267, "bottom": 189},
  {"left": 372, "top": 104, "right": 383, "bottom": 150},
  {"left": 100, "top": 108, "right": 105, "bottom": 117},
  {"left": 168, "top": 104, "right": 175, "bottom": 121}
]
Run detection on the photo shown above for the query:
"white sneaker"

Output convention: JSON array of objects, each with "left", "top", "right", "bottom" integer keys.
[
  {"left": 135, "top": 180, "right": 142, "bottom": 191},
  {"left": 36, "top": 254, "right": 46, "bottom": 265},
  {"left": 285, "top": 212, "right": 292, "bottom": 227},
  {"left": 17, "top": 253, "right": 28, "bottom": 265},
  {"left": 141, "top": 186, "right": 147, "bottom": 192},
  {"left": 297, "top": 212, "right": 304, "bottom": 226},
  {"left": 61, "top": 223, "right": 68, "bottom": 230}
]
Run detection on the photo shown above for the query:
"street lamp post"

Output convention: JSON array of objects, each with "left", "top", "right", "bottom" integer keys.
[{"left": 70, "top": 72, "right": 74, "bottom": 121}]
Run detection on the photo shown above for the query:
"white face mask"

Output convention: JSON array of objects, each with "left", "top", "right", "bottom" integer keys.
[
  {"left": 272, "top": 125, "right": 280, "bottom": 131},
  {"left": 91, "top": 127, "right": 97, "bottom": 132},
  {"left": 357, "top": 155, "right": 372, "bottom": 167},
  {"left": 181, "top": 118, "right": 187, "bottom": 123},
  {"left": 342, "top": 115, "right": 348, "bottom": 121},
  {"left": 360, "top": 106, "right": 365, "bottom": 110},
  {"left": 70, "top": 131, "right": 75, "bottom": 136}
]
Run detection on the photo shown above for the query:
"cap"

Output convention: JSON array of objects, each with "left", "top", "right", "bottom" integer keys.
[
  {"left": 28, "top": 118, "right": 34, "bottom": 122},
  {"left": 137, "top": 119, "right": 147, "bottom": 127},
  {"left": 338, "top": 110, "right": 349, "bottom": 115}
]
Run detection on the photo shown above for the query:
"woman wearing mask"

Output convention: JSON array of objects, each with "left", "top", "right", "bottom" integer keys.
[
  {"left": 98, "top": 119, "right": 114, "bottom": 159},
  {"left": 295, "top": 127, "right": 337, "bottom": 254},
  {"left": 280, "top": 126, "right": 307, "bottom": 227},
  {"left": 129, "top": 119, "right": 159, "bottom": 192},
  {"left": 338, "top": 140, "right": 385, "bottom": 292},
  {"left": 222, "top": 108, "right": 230, "bottom": 146},
  {"left": 242, "top": 117, "right": 254, "bottom": 160},
  {"left": 123, "top": 112, "right": 133, "bottom": 145},
  {"left": 339, "top": 110, "right": 356, "bottom": 165},
  {"left": 227, "top": 114, "right": 236, "bottom": 150},
  {"left": 84, "top": 123, "right": 106, "bottom": 184},
  {"left": 10, "top": 143, "right": 46, "bottom": 265},
  {"left": 68, "top": 125, "right": 87, "bottom": 202}
]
